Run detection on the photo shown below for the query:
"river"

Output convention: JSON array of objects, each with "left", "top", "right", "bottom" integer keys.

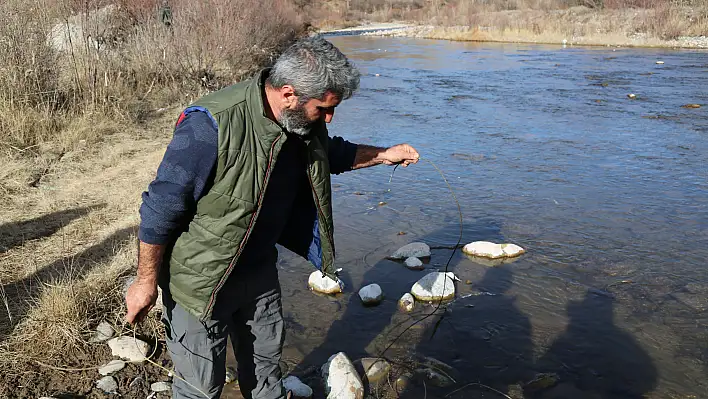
[{"left": 226, "top": 36, "right": 708, "bottom": 399}]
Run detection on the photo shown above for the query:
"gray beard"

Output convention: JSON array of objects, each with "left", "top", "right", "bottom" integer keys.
[{"left": 278, "top": 106, "right": 313, "bottom": 137}]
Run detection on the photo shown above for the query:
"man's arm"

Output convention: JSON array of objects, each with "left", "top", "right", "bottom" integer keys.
[
  {"left": 352, "top": 143, "right": 420, "bottom": 170},
  {"left": 125, "top": 110, "right": 218, "bottom": 325}
]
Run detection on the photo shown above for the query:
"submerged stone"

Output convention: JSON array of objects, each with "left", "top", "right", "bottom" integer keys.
[
  {"left": 321, "top": 352, "right": 364, "bottom": 399},
  {"left": 308, "top": 271, "right": 342, "bottom": 295},
  {"left": 462, "top": 241, "right": 525, "bottom": 259},
  {"left": 390, "top": 242, "right": 431, "bottom": 259},
  {"left": 411, "top": 272, "right": 457, "bottom": 301},
  {"left": 358, "top": 284, "right": 383, "bottom": 306},
  {"left": 404, "top": 257, "right": 424, "bottom": 270},
  {"left": 353, "top": 358, "right": 391, "bottom": 386},
  {"left": 523, "top": 372, "right": 559, "bottom": 393}
]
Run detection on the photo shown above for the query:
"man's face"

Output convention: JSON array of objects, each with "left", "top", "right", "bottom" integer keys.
[{"left": 278, "top": 91, "right": 341, "bottom": 136}]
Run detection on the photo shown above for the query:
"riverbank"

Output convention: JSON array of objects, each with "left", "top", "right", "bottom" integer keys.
[{"left": 319, "top": 6, "right": 708, "bottom": 49}]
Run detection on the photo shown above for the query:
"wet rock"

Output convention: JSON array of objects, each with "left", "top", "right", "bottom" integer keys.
[
  {"left": 395, "top": 373, "right": 412, "bottom": 392},
  {"left": 673, "top": 291, "right": 708, "bottom": 312},
  {"left": 283, "top": 376, "right": 313, "bottom": 398},
  {"left": 151, "top": 381, "right": 172, "bottom": 392},
  {"left": 404, "top": 257, "right": 424, "bottom": 270},
  {"left": 415, "top": 367, "right": 455, "bottom": 387},
  {"left": 462, "top": 241, "right": 525, "bottom": 259},
  {"left": 398, "top": 293, "right": 415, "bottom": 312},
  {"left": 98, "top": 359, "right": 126, "bottom": 376},
  {"left": 390, "top": 242, "right": 431, "bottom": 259},
  {"left": 95, "top": 376, "right": 118, "bottom": 394},
  {"left": 358, "top": 284, "right": 383, "bottom": 306},
  {"left": 308, "top": 271, "right": 342, "bottom": 295},
  {"left": 627, "top": 93, "right": 637, "bottom": 99},
  {"left": 107, "top": 336, "right": 150, "bottom": 362},
  {"left": 321, "top": 352, "right": 364, "bottom": 399},
  {"left": 353, "top": 358, "right": 391, "bottom": 386},
  {"left": 523, "top": 372, "right": 559, "bottom": 393},
  {"left": 225, "top": 366, "right": 238, "bottom": 384},
  {"left": 415, "top": 355, "right": 456, "bottom": 377},
  {"left": 682, "top": 104, "right": 701, "bottom": 109},
  {"left": 411, "top": 272, "right": 458, "bottom": 301},
  {"left": 90, "top": 321, "right": 115, "bottom": 343}
]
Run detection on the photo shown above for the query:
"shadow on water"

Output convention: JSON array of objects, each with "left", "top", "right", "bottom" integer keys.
[
  {"left": 534, "top": 293, "right": 658, "bottom": 399},
  {"left": 0, "top": 226, "right": 135, "bottom": 340}
]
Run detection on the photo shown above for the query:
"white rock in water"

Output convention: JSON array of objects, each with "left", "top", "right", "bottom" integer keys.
[
  {"left": 283, "top": 376, "right": 313, "bottom": 398},
  {"left": 358, "top": 284, "right": 383, "bottom": 306},
  {"left": 308, "top": 271, "right": 342, "bottom": 294},
  {"left": 354, "top": 358, "right": 391, "bottom": 386},
  {"left": 462, "top": 241, "right": 525, "bottom": 259},
  {"left": 98, "top": 359, "right": 126, "bottom": 376},
  {"left": 96, "top": 376, "right": 118, "bottom": 393},
  {"left": 321, "top": 352, "right": 365, "bottom": 399},
  {"left": 404, "top": 257, "right": 424, "bottom": 270},
  {"left": 411, "top": 272, "right": 457, "bottom": 301},
  {"left": 391, "top": 242, "right": 431, "bottom": 259},
  {"left": 107, "top": 336, "right": 150, "bottom": 362},
  {"left": 656, "top": 60, "right": 665, "bottom": 64},
  {"left": 399, "top": 293, "right": 415, "bottom": 312},
  {"left": 151, "top": 381, "right": 172, "bottom": 392},
  {"left": 90, "top": 321, "right": 115, "bottom": 342}
]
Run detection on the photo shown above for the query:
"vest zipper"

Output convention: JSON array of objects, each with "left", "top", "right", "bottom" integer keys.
[{"left": 203, "top": 133, "right": 284, "bottom": 320}]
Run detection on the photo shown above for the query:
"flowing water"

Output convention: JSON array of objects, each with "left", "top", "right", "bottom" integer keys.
[{"left": 227, "top": 37, "right": 708, "bottom": 398}]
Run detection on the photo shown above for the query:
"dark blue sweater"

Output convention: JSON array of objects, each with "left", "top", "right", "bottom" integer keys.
[{"left": 139, "top": 111, "right": 358, "bottom": 260}]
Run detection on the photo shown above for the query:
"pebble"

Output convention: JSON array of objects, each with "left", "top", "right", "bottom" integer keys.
[
  {"left": 225, "top": 366, "right": 237, "bottom": 384},
  {"left": 395, "top": 373, "right": 412, "bottom": 392},
  {"left": 151, "top": 381, "right": 172, "bottom": 392},
  {"left": 627, "top": 93, "right": 637, "bottom": 99},
  {"left": 358, "top": 284, "right": 384, "bottom": 306},
  {"left": 107, "top": 336, "right": 150, "bottom": 362},
  {"left": 321, "top": 352, "right": 364, "bottom": 399},
  {"left": 353, "top": 357, "right": 391, "bottom": 386},
  {"left": 95, "top": 376, "right": 118, "bottom": 393},
  {"left": 404, "top": 256, "right": 424, "bottom": 270},
  {"left": 308, "top": 271, "right": 342, "bottom": 294},
  {"left": 90, "top": 321, "right": 115, "bottom": 343},
  {"left": 98, "top": 359, "right": 126, "bottom": 376},
  {"left": 283, "top": 375, "right": 313, "bottom": 398},
  {"left": 411, "top": 272, "right": 458, "bottom": 301},
  {"left": 462, "top": 241, "right": 525, "bottom": 259},
  {"left": 390, "top": 242, "right": 431, "bottom": 259},
  {"left": 398, "top": 293, "right": 415, "bottom": 312}
]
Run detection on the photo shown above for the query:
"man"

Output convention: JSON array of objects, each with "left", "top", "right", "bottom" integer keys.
[{"left": 125, "top": 36, "right": 419, "bottom": 399}]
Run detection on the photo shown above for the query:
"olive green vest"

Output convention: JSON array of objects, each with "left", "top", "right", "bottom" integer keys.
[{"left": 166, "top": 71, "right": 336, "bottom": 320}]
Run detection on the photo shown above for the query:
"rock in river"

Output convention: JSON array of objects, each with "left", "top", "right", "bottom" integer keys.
[
  {"left": 359, "top": 284, "right": 383, "bottom": 306},
  {"left": 107, "top": 336, "right": 150, "bottom": 362},
  {"left": 390, "top": 242, "right": 431, "bottom": 259},
  {"left": 308, "top": 271, "right": 342, "bottom": 294},
  {"left": 283, "top": 376, "right": 313, "bottom": 398},
  {"left": 398, "top": 293, "right": 415, "bottom": 312},
  {"left": 354, "top": 358, "right": 391, "bottom": 386},
  {"left": 411, "top": 272, "right": 458, "bottom": 301},
  {"left": 462, "top": 241, "right": 525, "bottom": 259},
  {"left": 321, "top": 352, "right": 364, "bottom": 399},
  {"left": 404, "top": 256, "right": 424, "bottom": 270}
]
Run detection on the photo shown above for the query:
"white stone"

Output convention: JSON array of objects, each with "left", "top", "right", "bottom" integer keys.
[
  {"left": 90, "top": 321, "right": 114, "bottom": 342},
  {"left": 98, "top": 359, "right": 126, "bottom": 376},
  {"left": 354, "top": 358, "right": 391, "bottom": 385},
  {"left": 283, "top": 376, "right": 313, "bottom": 398},
  {"left": 107, "top": 336, "right": 150, "bottom": 362},
  {"left": 411, "top": 272, "right": 457, "bottom": 301},
  {"left": 151, "top": 381, "right": 172, "bottom": 392},
  {"left": 656, "top": 60, "right": 665, "bottom": 64},
  {"left": 321, "top": 352, "right": 365, "bottom": 399},
  {"left": 308, "top": 271, "right": 342, "bottom": 294},
  {"left": 358, "top": 284, "right": 383, "bottom": 306},
  {"left": 398, "top": 293, "right": 415, "bottom": 312},
  {"left": 404, "top": 257, "right": 424, "bottom": 270},
  {"left": 390, "top": 242, "right": 431, "bottom": 259},
  {"left": 462, "top": 241, "right": 525, "bottom": 259},
  {"left": 95, "top": 376, "right": 118, "bottom": 393}
]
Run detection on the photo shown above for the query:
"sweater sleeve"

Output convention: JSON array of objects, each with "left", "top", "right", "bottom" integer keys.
[
  {"left": 138, "top": 111, "right": 218, "bottom": 245},
  {"left": 328, "top": 135, "right": 358, "bottom": 175}
]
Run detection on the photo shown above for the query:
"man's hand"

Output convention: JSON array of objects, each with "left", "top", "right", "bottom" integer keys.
[
  {"left": 380, "top": 144, "right": 420, "bottom": 167},
  {"left": 125, "top": 277, "right": 158, "bottom": 325}
]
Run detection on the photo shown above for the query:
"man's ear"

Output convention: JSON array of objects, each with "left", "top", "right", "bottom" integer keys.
[{"left": 280, "top": 85, "right": 298, "bottom": 108}]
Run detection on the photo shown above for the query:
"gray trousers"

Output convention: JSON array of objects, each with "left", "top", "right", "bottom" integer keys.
[{"left": 161, "top": 266, "right": 286, "bottom": 399}]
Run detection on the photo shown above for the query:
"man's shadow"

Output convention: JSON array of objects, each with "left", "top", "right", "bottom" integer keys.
[
  {"left": 535, "top": 292, "right": 658, "bottom": 398},
  {"left": 292, "top": 220, "right": 533, "bottom": 397}
]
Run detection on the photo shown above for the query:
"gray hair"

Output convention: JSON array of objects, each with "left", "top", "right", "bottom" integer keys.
[{"left": 268, "top": 36, "right": 360, "bottom": 101}]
